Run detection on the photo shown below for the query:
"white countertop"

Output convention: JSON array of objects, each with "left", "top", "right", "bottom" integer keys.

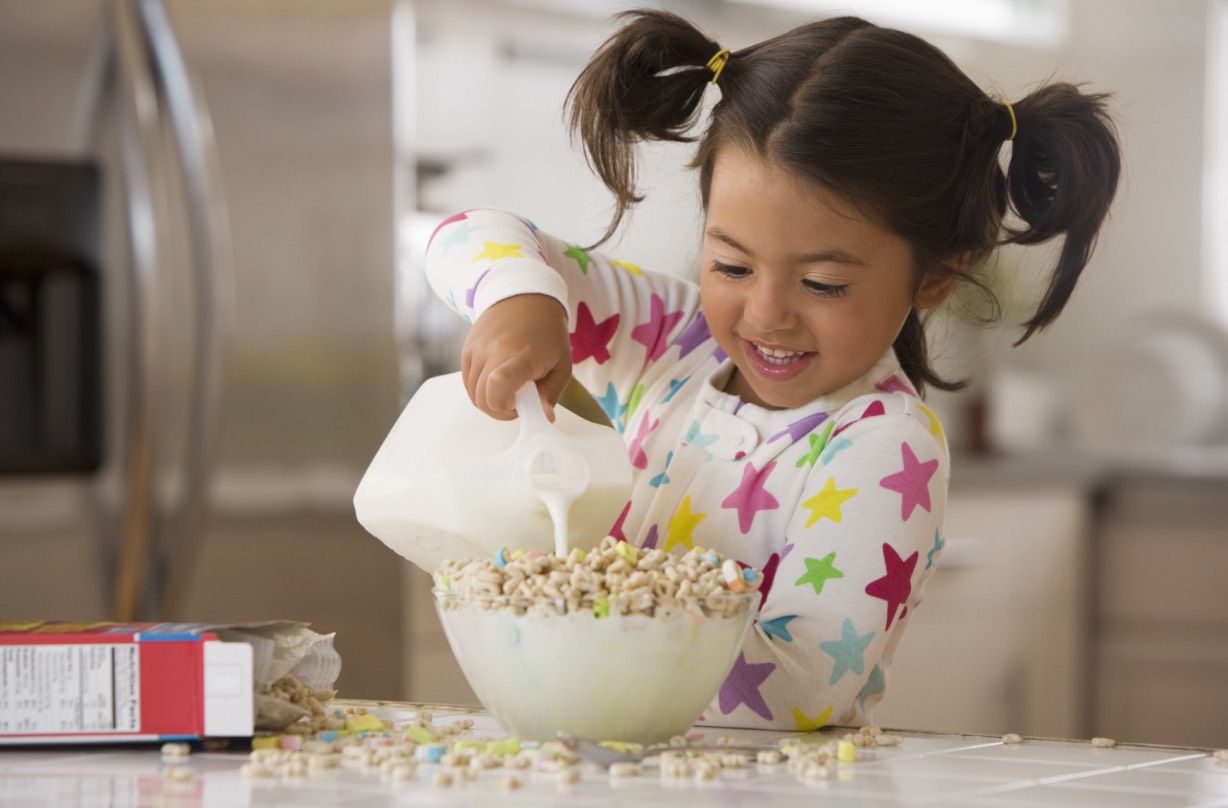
[{"left": 1, "top": 702, "right": 1225, "bottom": 807}]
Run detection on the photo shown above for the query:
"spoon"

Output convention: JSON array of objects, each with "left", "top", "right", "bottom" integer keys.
[{"left": 511, "top": 382, "right": 591, "bottom": 557}]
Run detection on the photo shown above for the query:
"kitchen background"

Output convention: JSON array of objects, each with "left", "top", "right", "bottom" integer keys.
[{"left": 1, "top": 0, "right": 1226, "bottom": 748}]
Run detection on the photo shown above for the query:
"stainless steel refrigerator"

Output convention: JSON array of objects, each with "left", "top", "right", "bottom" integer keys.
[{"left": 0, "top": 0, "right": 409, "bottom": 698}]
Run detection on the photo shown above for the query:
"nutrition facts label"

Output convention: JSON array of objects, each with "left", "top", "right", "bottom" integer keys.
[{"left": 0, "top": 644, "right": 139, "bottom": 734}]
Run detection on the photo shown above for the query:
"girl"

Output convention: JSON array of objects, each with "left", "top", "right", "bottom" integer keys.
[{"left": 424, "top": 10, "right": 1120, "bottom": 730}]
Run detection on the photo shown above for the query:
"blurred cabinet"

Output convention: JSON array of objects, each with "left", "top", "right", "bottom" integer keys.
[
  {"left": 1092, "top": 477, "right": 1228, "bottom": 748},
  {"left": 874, "top": 483, "right": 1092, "bottom": 738}
]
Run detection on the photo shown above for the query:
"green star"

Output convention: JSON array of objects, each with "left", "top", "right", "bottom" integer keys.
[
  {"left": 564, "top": 243, "right": 591, "bottom": 273},
  {"left": 624, "top": 383, "right": 645, "bottom": 421},
  {"left": 795, "top": 552, "right": 844, "bottom": 596},
  {"left": 796, "top": 420, "right": 835, "bottom": 468}
]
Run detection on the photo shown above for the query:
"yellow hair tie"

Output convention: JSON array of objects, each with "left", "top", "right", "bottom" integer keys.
[
  {"left": 707, "top": 47, "right": 731, "bottom": 85},
  {"left": 1002, "top": 101, "right": 1017, "bottom": 141}
]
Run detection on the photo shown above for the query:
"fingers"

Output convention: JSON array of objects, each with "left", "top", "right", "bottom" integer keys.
[
  {"left": 538, "top": 360, "right": 573, "bottom": 423},
  {"left": 481, "top": 351, "right": 539, "bottom": 421}
]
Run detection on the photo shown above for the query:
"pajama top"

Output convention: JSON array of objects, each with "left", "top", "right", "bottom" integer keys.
[{"left": 424, "top": 208, "right": 950, "bottom": 731}]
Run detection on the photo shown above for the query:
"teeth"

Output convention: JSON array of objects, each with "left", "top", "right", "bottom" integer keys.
[{"left": 752, "top": 343, "right": 805, "bottom": 364}]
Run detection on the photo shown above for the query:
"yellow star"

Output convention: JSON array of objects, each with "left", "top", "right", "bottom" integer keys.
[
  {"left": 916, "top": 402, "right": 946, "bottom": 444},
  {"left": 801, "top": 477, "right": 858, "bottom": 527},
  {"left": 611, "top": 258, "right": 643, "bottom": 276},
  {"left": 664, "top": 495, "right": 705, "bottom": 551},
  {"left": 792, "top": 704, "right": 833, "bottom": 733},
  {"left": 470, "top": 241, "right": 525, "bottom": 263}
]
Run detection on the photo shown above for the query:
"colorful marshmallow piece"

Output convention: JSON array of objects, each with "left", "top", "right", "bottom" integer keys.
[
  {"left": 416, "top": 743, "right": 447, "bottom": 763},
  {"left": 346, "top": 713, "right": 386, "bottom": 734},
  {"left": 405, "top": 725, "right": 436, "bottom": 745},
  {"left": 593, "top": 596, "right": 610, "bottom": 619},
  {"left": 511, "top": 549, "right": 526, "bottom": 561},
  {"left": 494, "top": 546, "right": 509, "bottom": 569},
  {"left": 614, "top": 542, "right": 639, "bottom": 566},
  {"left": 486, "top": 738, "right": 522, "bottom": 756},
  {"left": 742, "top": 567, "right": 759, "bottom": 583},
  {"left": 525, "top": 550, "right": 544, "bottom": 560},
  {"left": 252, "top": 735, "right": 281, "bottom": 750},
  {"left": 702, "top": 552, "right": 720, "bottom": 567},
  {"left": 837, "top": 740, "right": 857, "bottom": 763}
]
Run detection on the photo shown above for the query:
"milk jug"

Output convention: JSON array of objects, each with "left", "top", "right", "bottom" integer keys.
[{"left": 353, "top": 372, "right": 633, "bottom": 572}]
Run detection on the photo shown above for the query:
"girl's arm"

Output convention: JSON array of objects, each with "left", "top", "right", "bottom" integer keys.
[
  {"left": 424, "top": 209, "right": 702, "bottom": 424},
  {"left": 705, "top": 396, "right": 949, "bottom": 730}
]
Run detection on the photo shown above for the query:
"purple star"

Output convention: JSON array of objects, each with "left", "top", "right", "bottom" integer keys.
[
  {"left": 464, "top": 268, "right": 492, "bottom": 311},
  {"left": 671, "top": 312, "right": 711, "bottom": 359},
  {"left": 641, "top": 524, "right": 659, "bottom": 550},
  {"left": 713, "top": 346, "right": 728, "bottom": 363},
  {"left": 721, "top": 461, "right": 780, "bottom": 534},
  {"left": 875, "top": 374, "right": 915, "bottom": 396},
  {"left": 768, "top": 411, "right": 829, "bottom": 443},
  {"left": 719, "top": 652, "right": 775, "bottom": 721},
  {"left": 879, "top": 441, "right": 938, "bottom": 521},
  {"left": 631, "top": 294, "right": 685, "bottom": 362}
]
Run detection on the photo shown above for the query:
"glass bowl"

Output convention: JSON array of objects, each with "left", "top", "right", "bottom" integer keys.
[{"left": 433, "top": 589, "right": 755, "bottom": 743}]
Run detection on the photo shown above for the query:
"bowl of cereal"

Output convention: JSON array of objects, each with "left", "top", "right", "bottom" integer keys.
[{"left": 433, "top": 538, "right": 759, "bottom": 744}]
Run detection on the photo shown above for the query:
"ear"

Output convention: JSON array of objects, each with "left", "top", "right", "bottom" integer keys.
[{"left": 914, "top": 251, "right": 970, "bottom": 310}]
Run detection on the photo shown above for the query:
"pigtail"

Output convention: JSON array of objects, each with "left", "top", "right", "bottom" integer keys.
[
  {"left": 566, "top": 10, "right": 723, "bottom": 246},
  {"left": 1000, "top": 83, "right": 1122, "bottom": 344}
]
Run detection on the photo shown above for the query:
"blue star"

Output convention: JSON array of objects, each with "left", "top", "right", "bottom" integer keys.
[
  {"left": 820, "top": 437, "right": 853, "bottom": 465},
  {"left": 662, "top": 377, "right": 689, "bottom": 404},
  {"left": 760, "top": 615, "right": 797, "bottom": 643},
  {"left": 819, "top": 618, "right": 874, "bottom": 686},
  {"left": 595, "top": 383, "right": 625, "bottom": 433},
  {"left": 683, "top": 420, "right": 718, "bottom": 449},
  {"left": 520, "top": 216, "right": 539, "bottom": 233},
  {"left": 650, "top": 451, "right": 673, "bottom": 488},
  {"left": 925, "top": 530, "right": 945, "bottom": 570},
  {"left": 439, "top": 219, "right": 475, "bottom": 254},
  {"left": 857, "top": 664, "right": 886, "bottom": 712}
]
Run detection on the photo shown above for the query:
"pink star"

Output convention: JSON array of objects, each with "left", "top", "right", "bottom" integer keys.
[
  {"left": 608, "top": 499, "right": 632, "bottom": 540},
  {"left": 875, "top": 373, "right": 915, "bottom": 396},
  {"left": 879, "top": 441, "right": 938, "bottom": 521},
  {"left": 570, "top": 302, "right": 620, "bottom": 365},
  {"left": 631, "top": 293, "right": 684, "bottom": 362},
  {"left": 718, "top": 652, "right": 775, "bottom": 721},
  {"left": 755, "top": 542, "right": 794, "bottom": 611},
  {"left": 627, "top": 412, "right": 659, "bottom": 469},
  {"left": 426, "top": 210, "right": 467, "bottom": 248},
  {"left": 864, "top": 542, "right": 918, "bottom": 631},
  {"left": 833, "top": 399, "right": 886, "bottom": 438},
  {"left": 721, "top": 461, "right": 780, "bottom": 534}
]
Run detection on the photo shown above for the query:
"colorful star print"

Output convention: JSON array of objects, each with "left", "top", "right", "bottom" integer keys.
[
  {"left": 563, "top": 243, "right": 591, "bottom": 273},
  {"left": 683, "top": 420, "right": 719, "bottom": 450},
  {"left": 427, "top": 210, "right": 468, "bottom": 248},
  {"left": 594, "top": 383, "right": 625, "bottom": 433},
  {"left": 611, "top": 258, "right": 643, "bottom": 277},
  {"left": 437, "top": 218, "right": 475, "bottom": 254},
  {"left": 821, "top": 436, "right": 852, "bottom": 464},
  {"left": 569, "top": 302, "right": 619, "bottom": 365},
  {"left": 641, "top": 524, "right": 659, "bottom": 550},
  {"left": 760, "top": 614, "right": 797, "bottom": 642},
  {"left": 469, "top": 240, "right": 525, "bottom": 263},
  {"left": 795, "top": 552, "right": 843, "bottom": 596},
  {"left": 663, "top": 377, "right": 689, "bottom": 404},
  {"left": 820, "top": 617, "right": 875, "bottom": 685},
  {"left": 916, "top": 401, "right": 946, "bottom": 443},
  {"left": 630, "top": 294, "right": 685, "bottom": 362},
  {"left": 769, "top": 411, "right": 828, "bottom": 444},
  {"left": 801, "top": 477, "right": 858, "bottom": 527},
  {"left": 756, "top": 544, "right": 792, "bottom": 610},
  {"left": 875, "top": 374, "right": 914, "bottom": 396},
  {"left": 925, "top": 530, "right": 945, "bottom": 570},
  {"left": 671, "top": 312, "right": 710, "bottom": 359},
  {"left": 879, "top": 441, "right": 938, "bottom": 521},
  {"left": 627, "top": 413, "right": 659, "bottom": 470},
  {"left": 608, "top": 499, "right": 631, "bottom": 541},
  {"left": 796, "top": 420, "right": 836, "bottom": 468},
  {"left": 833, "top": 399, "right": 886, "bottom": 438},
  {"left": 650, "top": 451, "right": 673, "bottom": 488},
  {"left": 792, "top": 705, "right": 833, "bottom": 732},
  {"left": 624, "top": 383, "right": 645, "bottom": 421},
  {"left": 664, "top": 496, "right": 705, "bottom": 551},
  {"left": 721, "top": 461, "right": 780, "bottom": 534},
  {"left": 865, "top": 542, "right": 918, "bottom": 631},
  {"left": 857, "top": 664, "right": 886, "bottom": 711},
  {"left": 718, "top": 653, "right": 775, "bottom": 721},
  {"left": 464, "top": 268, "right": 491, "bottom": 310}
]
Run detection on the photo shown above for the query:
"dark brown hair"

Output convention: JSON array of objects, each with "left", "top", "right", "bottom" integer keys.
[{"left": 566, "top": 10, "right": 1121, "bottom": 394}]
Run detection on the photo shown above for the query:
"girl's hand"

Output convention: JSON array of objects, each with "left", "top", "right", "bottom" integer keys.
[{"left": 461, "top": 294, "right": 572, "bottom": 421}]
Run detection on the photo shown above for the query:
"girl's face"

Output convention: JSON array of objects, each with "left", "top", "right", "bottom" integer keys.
[{"left": 699, "top": 146, "right": 955, "bottom": 410}]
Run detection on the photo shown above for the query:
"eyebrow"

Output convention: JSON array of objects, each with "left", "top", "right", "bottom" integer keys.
[{"left": 706, "top": 227, "right": 868, "bottom": 267}]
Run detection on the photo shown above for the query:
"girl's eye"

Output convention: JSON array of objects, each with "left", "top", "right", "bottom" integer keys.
[
  {"left": 710, "top": 260, "right": 750, "bottom": 278},
  {"left": 803, "top": 279, "right": 849, "bottom": 298}
]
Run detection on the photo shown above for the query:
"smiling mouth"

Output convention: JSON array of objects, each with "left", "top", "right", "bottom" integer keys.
[{"left": 748, "top": 340, "right": 811, "bottom": 365}]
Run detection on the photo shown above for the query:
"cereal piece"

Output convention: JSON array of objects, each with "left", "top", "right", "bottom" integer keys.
[
  {"left": 874, "top": 734, "right": 902, "bottom": 747},
  {"left": 693, "top": 760, "right": 719, "bottom": 781},
  {"left": 720, "top": 752, "right": 750, "bottom": 768},
  {"left": 1214, "top": 749, "right": 1228, "bottom": 764},
  {"left": 283, "top": 759, "right": 308, "bottom": 779},
  {"left": 308, "top": 753, "right": 340, "bottom": 770},
  {"left": 432, "top": 771, "right": 454, "bottom": 788},
  {"left": 391, "top": 763, "right": 416, "bottom": 783},
  {"left": 557, "top": 767, "right": 581, "bottom": 786},
  {"left": 609, "top": 762, "right": 641, "bottom": 779},
  {"left": 469, "top": 752, "right": 501, "bottom": 770},
  {"left": 160, "top": 742, "right": 190, "bottom": 760},
  {"left": 836, "top": 740, "right": 856, "bottom": 763},
  {"left": 1002, "top": 733, "right": 1023, "bottom": 745},
  {"left": 163, "top": 765, "right": 193, "bottom": 782},
  {"left": 802, "top": 761, "right": 830, "bottom": 783},
  {"left": 240, "top": 763, "right": 276, "bottom": 779},
  {"left": 1091, "top": 737, "right": 1117, "bottom": 748},
  {"left": 757, "top": 749, "right": 784, "bottom": 765},
  {"left": 501, "top": 775, "right": 522, "bottom": 791}
]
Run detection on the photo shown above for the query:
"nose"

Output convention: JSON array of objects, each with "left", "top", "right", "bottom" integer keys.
[{"left": 742, "top": 276, "right": 798, "bottom": 334}]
